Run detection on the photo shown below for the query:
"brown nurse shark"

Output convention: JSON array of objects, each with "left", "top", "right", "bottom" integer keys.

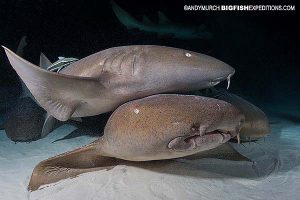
[{"left": 28, "top": 94, "right": 245, "bottom": 191}]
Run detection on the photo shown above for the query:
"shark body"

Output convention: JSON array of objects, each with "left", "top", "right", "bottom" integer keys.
[{"left": 3, "top": 45, "right": 234, "bottom": 123}]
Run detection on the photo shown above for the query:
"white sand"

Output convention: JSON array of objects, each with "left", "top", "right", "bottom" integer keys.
[{"left": 0, "top": 113, "right": 299, "bottom": 200}]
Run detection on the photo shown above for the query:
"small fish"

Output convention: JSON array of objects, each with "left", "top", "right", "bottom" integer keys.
[{"left": 47, "top": 57, "right": 78, "bottom": 72}]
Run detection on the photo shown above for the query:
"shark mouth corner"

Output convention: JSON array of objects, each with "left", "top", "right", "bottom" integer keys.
[
  {"left": 210, "top": 72, "right": 234, "bottom": 90},
  {"left": 168, "top": 130, "right": 235, "bottom": 152}
]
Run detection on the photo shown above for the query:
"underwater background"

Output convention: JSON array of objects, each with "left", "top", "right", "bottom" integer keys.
[
  {"left": 0, "top": 0, "right": 299, "bottom": 112},
  {"left": 0, "top": 0, "right": 299, "bottom": 199}
]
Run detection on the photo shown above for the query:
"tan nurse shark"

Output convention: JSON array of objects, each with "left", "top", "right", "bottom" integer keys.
[
  {"left": 28, "top": 94, "right": 245, "bottom": 191},
  {"left": 3, "top": 45, "right": 234, "bottom": 123}
]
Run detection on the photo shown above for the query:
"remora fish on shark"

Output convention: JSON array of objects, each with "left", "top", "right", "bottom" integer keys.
[
  {"left": 3, "top": 45, "right": 234, "bottom": 122},
  {"left": 28, "top": 94, "right": 245, "bottom": 191}
]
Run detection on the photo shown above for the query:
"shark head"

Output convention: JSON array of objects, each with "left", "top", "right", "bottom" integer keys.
[{"left": 139, "top": 46, "right": 235, "bottom": 92}]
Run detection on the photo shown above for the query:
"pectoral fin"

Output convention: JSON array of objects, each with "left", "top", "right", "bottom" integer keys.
[{"left": 3, "top": 46, "right": 104, "bottom": 121}]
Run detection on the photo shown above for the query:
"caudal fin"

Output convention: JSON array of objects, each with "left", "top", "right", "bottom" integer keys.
[
  {"left": 28, "top": 143, "right": 123, "bottom": 191},
  {"left": 3, "top": 46, "right": 104, "bottom": 121}
]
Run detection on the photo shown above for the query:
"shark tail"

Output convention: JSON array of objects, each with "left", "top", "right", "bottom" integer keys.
[
  {"left": 111, "top": 0, "right": 142, "bottom": 29},
  {"left": 28, "top": 141, "right": 123, "bottom": 191},
  {"left": 20, "top": 53, "right": 53, "bottom": 100},
  {"left": 2, "top": 46, "right": 104, "bottom": 121}
]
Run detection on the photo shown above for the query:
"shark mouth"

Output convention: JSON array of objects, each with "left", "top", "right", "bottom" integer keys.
[
  {"left": 168, "top": 130, "right": 235, "bottom": 151},
  {"left": 210, "top": 73, "right": 234, "bottom": 90}
]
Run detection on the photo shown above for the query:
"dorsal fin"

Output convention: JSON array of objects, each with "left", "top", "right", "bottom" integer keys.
[
  {"left": 3, "top": 46, "right": 105, "bottom": 121},
  {"left": 39, "top": 53, "right": 52, "bottom": 69},
  {"left": 16, "top": 36, "right": 27, "bottom": 56},
  {"left": 158, "top": 11, "right": 170, "bottom": 24}
]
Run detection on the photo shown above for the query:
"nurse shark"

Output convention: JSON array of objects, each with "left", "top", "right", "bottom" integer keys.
[{"left": 3, "top": 45, "right": 234, "bottom": 124}]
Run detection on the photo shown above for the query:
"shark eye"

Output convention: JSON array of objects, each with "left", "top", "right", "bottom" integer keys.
[{"left": 185, "top": 52, "right": 192, "bottom": 57}]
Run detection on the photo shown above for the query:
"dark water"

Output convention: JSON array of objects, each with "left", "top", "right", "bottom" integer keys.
[{"left": 0, "top": 0, "right": 298, "bottom": 111}]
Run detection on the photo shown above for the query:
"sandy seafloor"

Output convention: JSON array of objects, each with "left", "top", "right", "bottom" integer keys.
[{"left": 0, "top": 105, "right": 299, "bottom": 200}]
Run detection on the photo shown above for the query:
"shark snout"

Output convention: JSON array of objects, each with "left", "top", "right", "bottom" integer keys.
[
  {"left": 209, "top": 63, "right": 235, "bottom": 89},
  {"left": 212, "top": 68, "right": 235, "bottom": 82},
  {"left": 191, "top": 53, "right": 236, "bottom": 88}
]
